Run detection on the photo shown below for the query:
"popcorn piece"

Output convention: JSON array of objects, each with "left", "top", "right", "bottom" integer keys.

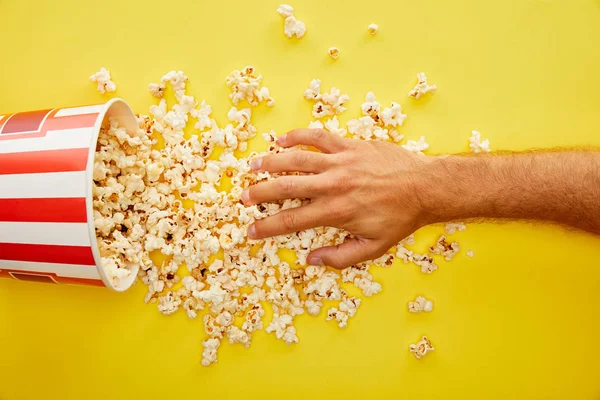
[
  {"left": 368, "top": 23, "right": 378, "bottom": 35},
  {"left": 284, "top": 16, "right": 306, "bottom": 39},
  {"left": 90, "top": 67, "right": 116, "bottom": 94},
  {"left": 326, "top": 296, "right": 361, "bottom": 328},
  {"left": 429, "top": 235, "right": 460, "bottom": 261},
  {"left": 266, "top": 313, "right": 298, "bottom": 345},
  {"left": 328, "top": 47, "right": 340, "bottom": 60},
  {"left": 161, "top": 70, "right": 188, "bottom": 92},
  {"left": 148, "top": 83, "right": 166, "bottom": 98},
  {"left": 445, "top": 222, "right": 467, "bottom": 235},
  {"left": 201, "top": 338, "right": 220, "bottom": 366},
  {"left": 308, "top": 120, "right": 324, "bottom": 129},
  {"left": 347, "top": 92, "right": 406, "bottom": 141},
  {"left": 469, "top": 130, "right": 491, "bottom": 153},
  {"left": 304, "top": 79, "right": 350, "bottom": 118},
  {"left": 408, "top": 72, "right": 437, "bottom": 99},
  {"left": 409, "top": 336, "right": 434, "bottom": 359},
  {"left": 226, "top": 66, "right": 275, "bottom": 107},
  {"left": 466, "top": 250, "right": 474, "bottom": 258},
  {"left": 277, "top": 4, "right": 294, "bottom": 18},
  {"left": 402, "top": 136, "right": 429, "bottom": 155},
  {"left": 408, "top": 296, "right": 434, "bottom": 313},
  {"left": 413, "top": 254, "right": 438, "bottom": 274}
]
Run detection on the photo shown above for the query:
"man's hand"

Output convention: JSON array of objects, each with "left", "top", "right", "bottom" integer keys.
[{"left": 241, "top": 129, "right": 432, "bottom": 269}]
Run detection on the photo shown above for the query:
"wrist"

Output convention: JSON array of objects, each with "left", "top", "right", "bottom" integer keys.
[{"left": 414, "top": 155, "right": 483, "bottom": 226}]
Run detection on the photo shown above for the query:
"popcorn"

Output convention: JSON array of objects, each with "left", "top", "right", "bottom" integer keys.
[
  {"left": 429, "top": 235, "right": 460, "bottom": 261},
  {"left": 148, "top": 83, "right": 166, "bottom": 98},
  {"left": 409, "top": 336, "right": 434, "bottom": 359},
  {"left": 408, "top": 72, "right": 437, "bottom": 99},
  {"left": 92, "top": 67, "right": 463, "bottom": 366},
  {"left": 347, "top": 92, "right": 406, "bottom": 142},
  {"left": 326, "top": 296, "right": 361, "bottom": 328},
  {"left": 226, "top": 66, "right": 275, "bottom": 107},
  {"left": 201, "top": 338, "right": 220, "bottom": 366},
  {"left": 266, "top": 313, "right": 298, "bottom": 345},
  {"left": 408, "top": 296, "right": 433, "bottom": 313},
  {"left": 469, "top": 130, "right": 491, "bottom": 153},
  {"left": 277, "top": 5, "right": 306, "bottom": 39},
  {"left": 445, "top": 222, "right": 467, "bottom": 235},
  {"left": 466, "top": 250, "right": 474, "bottom": 258},
  {"left": 402, "top": 136, "right": 429, "bottom": 155},
  {"left": 161, "top": 70, "right": 188, "bottom": 92},
  {"left": 277, "top": 4, "right": 294, "bottom": 18},
  {"left": 328, "top": 47, "right": 340, "bottom": 60},
  {"left": 323, "top": 116, "right": 346, "bottom": 136},
  {"left": 90, "top": 67, "right": 116, "bottom": 94},
  {"left": 304, "top": 79, "right": 350, "bottom": 119},
  {"left": 413, "top": 254, "right": 438, "bottom": 274},
  {"left": 368, "top": 23, "right": 378, "bottom": 35}
]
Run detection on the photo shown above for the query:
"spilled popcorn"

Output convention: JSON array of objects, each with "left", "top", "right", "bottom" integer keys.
[
  {"left": 304, "top": 79, "right": 350, "bottom": 119},
  {"left": 277, "top": 4, "right": 306, "bottom": 38},
  {"left": 346, "top": 92, "right": 406, "bottom": 142},
  {"left": 408, "top": 296, "right": 433, "bottom": 313},
  {"left": 328, "top": 47, "right": 340, "bottom": 60},
  {"left": 409, "top": 336, "right": 434, "bottom": 359},
  {"left": 429, "top": 235, "right": 460, "bottom": 261},
  {"left": 445, "top": 222, "right": 467, "bottom": 235},
  {"left": 90, "top": 67, "right": 116, "bottom": 94},
  {"left": 408, "top": 72, "right": 436, "bottom": 99},
  {"left": 92, "top": 65, "right": 470, "bottom": 366},
  {"left": 368, "top": 23, "right": 379, "bottom": 35},
  {"left": 469, "top": 130, "right": 491, "bottom": 153}
]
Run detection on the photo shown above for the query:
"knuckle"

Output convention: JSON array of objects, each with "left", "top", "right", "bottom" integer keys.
[
  {"left": 293, "top": 151, "right": 311, "bottom": 167},
  {"left": 281, "top": 211, "right": 299, "bottom": 231},
  {"left": 277, "top": 177, "right": 294, "bottom": 195},
  {"left": 331, "top": 173, "right": 353, "bottom": 192},
  {"left": 311, "top": 129, "right": 328, "bottom": 143}
]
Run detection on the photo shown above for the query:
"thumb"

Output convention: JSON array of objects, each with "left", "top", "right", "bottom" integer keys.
[{"left": 307, "top": 238, "right": 384, "bottom": 269}]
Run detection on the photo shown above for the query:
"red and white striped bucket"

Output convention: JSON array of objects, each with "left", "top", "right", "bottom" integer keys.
[{"left": 0, "top": 99, "right": 138, "bottom": 291}]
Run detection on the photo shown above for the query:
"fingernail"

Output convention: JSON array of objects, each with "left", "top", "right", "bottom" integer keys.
[
  {"left": 277, "top": 134, "right": 287, "bottom": 145},
  {"left": 247, "top": 224, "right": 256, "bottom": 239},
  {"left": 241, "top": 189, "right": 250, "bottom": 204},
  {"left": 308, "top": 257, "right": 323, "bottom": 266},
  {"left": 251, "top": 158, "right": 262, "bottom": 171}
]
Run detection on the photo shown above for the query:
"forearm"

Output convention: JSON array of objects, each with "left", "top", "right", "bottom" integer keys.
[{"left": 418, "top": 150, "right": 600, "bottom": 234}]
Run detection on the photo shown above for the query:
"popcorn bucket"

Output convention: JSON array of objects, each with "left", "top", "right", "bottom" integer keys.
[{"left": 0, "top": 99, "right": 138, "bottom": 291}]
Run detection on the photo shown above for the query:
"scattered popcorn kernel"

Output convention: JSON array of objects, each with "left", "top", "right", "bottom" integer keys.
[
  {"left": 277, "top": 4, "right": 294, "bottom": 18},
  {"left": 445, "top": 222, "right": 467, "bottom": 235},
  {"left": 429, "top": 235, "right": 460, "bottom": 261},
  {"left": 148, "top": 83, "right": 166, "bottom": 98},
  {"left": 469, "top": 130, "right": 491, "bottom": 153},
  {"left": 402, "top": 136, "right": 429, "bottom": 155},
  {"left": 368, "top": 23, "right": 378, "bottom": 35},
  {"left": 284, "top": 15, "right": 306, "bottom": 38},
  {"left": 347, "top": 92, "right": 406, "bottom": 142},
  {"left": 408, "top": 72, "right": 436, "bottom": 99},
  {"left": 409, "top": 336, "right": 434, "bottom": 359},
  {"left": 328, "top": 47, "right": 340, "bottom": 60},
  {"left": 408, "top": 296, "right": 433, "bottom": 313},
  {"left": 90, "top": 67, "right": 116, "bottom": 94},
  {"left": 466, "top": 250, "right": 474, "bottom": 258},
  {"left": 303, "top": 79, "right": 350, "bottom": 119}
]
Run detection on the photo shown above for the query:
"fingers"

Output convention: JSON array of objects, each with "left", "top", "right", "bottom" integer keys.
[
  {"left": 248, "top": 204, "right": 330, "bottom": 239},
  {"left": 278, "top": 129, "right": 348, "bottom": 154},
  {"left": 242, "top": 176, "right": 320, "bottom": 205},
  {"left": 252, "top": 151, "right": 330, "bottom": 174},
  {"left": 306, "top": 238, "right": 385, "bottom": 269}
]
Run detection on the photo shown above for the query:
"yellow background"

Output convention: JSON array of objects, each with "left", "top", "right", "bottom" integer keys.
[{"left": 1, "top": 0, "right": 600, "bottom": 399}]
